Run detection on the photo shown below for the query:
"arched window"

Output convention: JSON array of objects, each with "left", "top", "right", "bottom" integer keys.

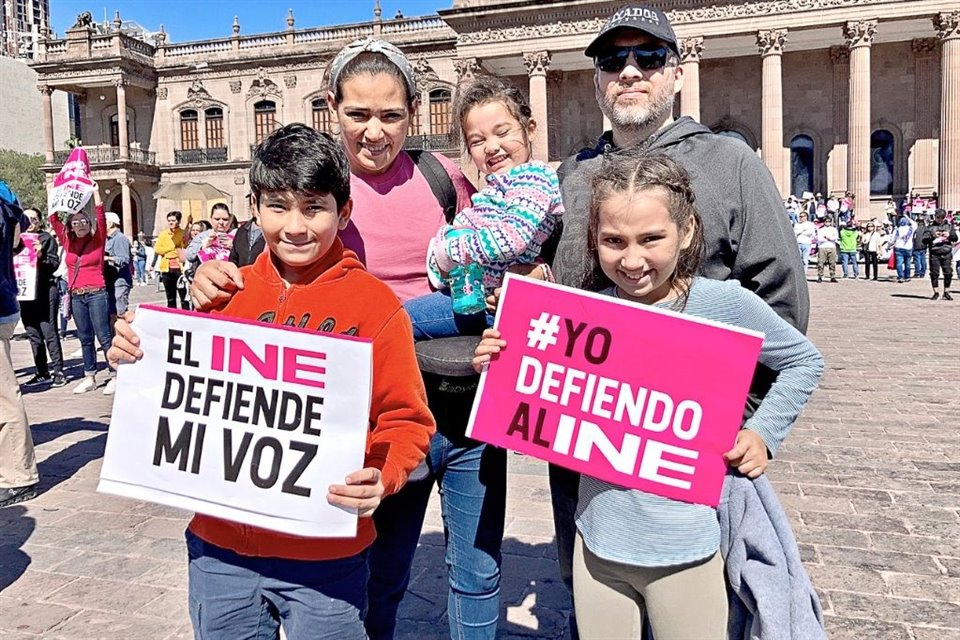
[
  {"left": 180, "top": 110, "right": 199, "bottom": 150},
  {"left": 254, "top": 100, "right": 278, "bottom": 144},
  {"left": 790, "top": 135, "right": 815, "bottom": 198},
  {"left": 311, "top": 99, "right": 333, "bottom": 133},
  {"left": 870, "top": 129, "right": 894, "bottom": 196},
  {"left": 429, "top": 89, "right": 452, "bottom": 136},
  {"left": 110, "top": 113, "right": 131, "bottom": 147},
  {"left": 205, "top": 107, "right": 224, "bottom": 149}
]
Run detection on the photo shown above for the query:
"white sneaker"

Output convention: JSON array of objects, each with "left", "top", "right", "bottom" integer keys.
[
  {"left": 102, "top": 378, "right": 117, "bottom": 396},
  {"left": 73, "top": 376, "right": 97, "bottom": 394}
]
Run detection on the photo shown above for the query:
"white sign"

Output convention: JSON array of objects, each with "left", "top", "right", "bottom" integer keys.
[
  {"left": 14, "top": 232, "right": 38, "bottom": 301},
  {"left": 98, "top": 305, "right": 373, "bottom": 538}
]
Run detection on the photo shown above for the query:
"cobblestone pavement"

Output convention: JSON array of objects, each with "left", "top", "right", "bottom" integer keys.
[{"left": 1, "top": 271, "right": 958, "bottom": 639}]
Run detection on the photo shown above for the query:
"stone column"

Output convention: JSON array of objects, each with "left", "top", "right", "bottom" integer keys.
[
  {"left": 844, "top": 19, "right": 877, "bottom": 215},
  {"left": 910, "top": 39, "right": 939, "bottom": 195},
  {"left": 119, "top": 173, "right": 134, "bottom": 238},
  {"left": 680, "top": 36, "right": 704, "bottom": 121},
  {"left": 757, "top": 29, "right": 788, "bottom": 196},
  {"left": 115, "top": 77, "right": 130, "bottom": 160},
  {"left": 38, "top": 85, "right": 55, "bottom": 164},
  {"left": 936, "top": 12, "right": 960, "bottom": 210},
  {"left": 524, "top": 51, "right": 551, "bottom": 162},
  {"left": 828, "top": 46, "right": 850, "bottom": 195}
]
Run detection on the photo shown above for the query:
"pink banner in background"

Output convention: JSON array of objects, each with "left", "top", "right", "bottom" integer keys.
[
  {"left": 48, "top": 148, "right": 95, "bottom": 216},
  {"left": 467, "top": 276, "right": 765, "bottom": 508}
]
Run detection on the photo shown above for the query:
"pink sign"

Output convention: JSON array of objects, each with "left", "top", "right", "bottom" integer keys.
[
  {"left": 198, "top": 229, "right": 237, "bottom": 263},
  {"left": 14, "top": 232, "right": 38, "bottom": 301},
  {"left": 47, "top": 148, "right": 95, "bottom": 216},
  {"left": 466, "top": 276, "right": 765, "bottom": 507}
]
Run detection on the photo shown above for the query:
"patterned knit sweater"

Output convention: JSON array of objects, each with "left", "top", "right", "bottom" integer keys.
[{"left": 427, "top": 161, "right": 563, "bottom": 291}]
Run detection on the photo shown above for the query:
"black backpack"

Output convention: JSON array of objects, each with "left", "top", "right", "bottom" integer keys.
[{"left": 408, "top": 150, "right": 458, "bottom": 224}]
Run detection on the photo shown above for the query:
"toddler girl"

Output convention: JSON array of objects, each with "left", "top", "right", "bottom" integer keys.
[{"left": 403, "top": 75, "right": 563, "bottom": 339}]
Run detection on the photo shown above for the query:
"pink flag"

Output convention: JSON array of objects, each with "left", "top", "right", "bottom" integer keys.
[{"left": 47, "top": 148, "right": 96, "bottom": 216}]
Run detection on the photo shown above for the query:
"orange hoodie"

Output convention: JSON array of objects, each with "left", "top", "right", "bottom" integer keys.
[{"left": 188, "top": 239, "right": 435, "bottom": 561}]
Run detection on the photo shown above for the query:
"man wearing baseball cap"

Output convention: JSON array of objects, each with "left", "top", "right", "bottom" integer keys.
[{"left": 549, "top": 4, "right": 809, "bottom": 637}]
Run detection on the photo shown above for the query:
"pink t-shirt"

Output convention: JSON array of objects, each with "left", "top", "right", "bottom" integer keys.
[{"left": 340, "top": 152, "right": 475, "bottom": 302}]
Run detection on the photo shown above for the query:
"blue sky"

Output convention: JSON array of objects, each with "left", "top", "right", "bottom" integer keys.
[{"left": 50, "top": 0, "right": 453, "bottom": 42}]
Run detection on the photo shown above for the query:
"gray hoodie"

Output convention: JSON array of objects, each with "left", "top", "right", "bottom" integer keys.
[{"left": 554, "top": 116, "right": 809, "bottom": 334}]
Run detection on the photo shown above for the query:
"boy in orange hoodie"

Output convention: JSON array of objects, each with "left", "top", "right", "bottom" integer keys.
[{"left": 108, "top": 123, "right": 435, "bottom": 639}]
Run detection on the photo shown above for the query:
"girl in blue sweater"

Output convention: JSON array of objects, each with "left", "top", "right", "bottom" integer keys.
[{"left": 474, "top": 152, "right": 823, "bottom": 640}]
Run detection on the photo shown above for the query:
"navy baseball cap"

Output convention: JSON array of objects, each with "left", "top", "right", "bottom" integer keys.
[{"left": 585, "top": 4, "right": 680, "bottom": 58}]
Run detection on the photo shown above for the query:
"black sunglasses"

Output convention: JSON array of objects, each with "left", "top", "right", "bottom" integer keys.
[{"left": 595, "top": 45, "right": 672, "bottom": 74}]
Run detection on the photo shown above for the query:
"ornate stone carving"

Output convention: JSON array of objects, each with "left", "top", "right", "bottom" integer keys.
[
  {"left": 72, "top": 11, "right": 94, "bottom": 29},
  {"left": 117, "top": 175, "right": 135, "bottom": 187},
  {"left": 523, "top": 51, "right": 551, "bottom": 76},
  {"left": 843, "top": 19, "right": 878, "bottom": 49},
  {"left": 934, "top": 12, "right": 960, "bottom": 41},
  {"left": 456, "top": 1, "right": 892, "bottom": 44},
  {"left": 670, "top": 0, "right": 888, "bottom": 24},
  {"left": 114, "top": 78, "right": 129, "bottom": 90},
  {"left": 453, "top": 57, "right": 481, "bottom": 80},
  {"left": 757, "top": 29, "right": 787, "bottom": 56},
  {"left": 680, "top": 37, "right": 703, "bottom": 64},
  {"left": 234, "top": 174, "right": 246, "bottom": 185},
  {"left": 912, "top": 38, "right": 938, "bottom": 56},
  {"left": 284, "top": 75, "right": 297, "bottom": 89},
  {"left": 829, "top": 45, "right": 850, "bottom": 65},
  {"left": 229, "top": 80, "right": 242, "bottom": 94},
  {"left": 157, "top": 87, "right": 168, "bottom": 100},
  {"left": 232, "top": 16, "right": 240, "bottom": 37},
  {"left": 247, "top": 69, "right": 281, "bottom": 100},
  {"left": 186, "top": 79, "right": 212, "bottom": 107},
  {"left": 37, "top": 84, "right": 53, "bottom": 96}
]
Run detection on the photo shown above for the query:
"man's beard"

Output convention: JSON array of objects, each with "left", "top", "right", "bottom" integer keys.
[{"left": 599, "top": 78, "right": 676, "bottom": 134}]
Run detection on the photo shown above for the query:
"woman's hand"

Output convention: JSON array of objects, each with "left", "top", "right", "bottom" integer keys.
[
  {"left": 327, "top": 468, "right": 385, "bottom": 517},
  {"left": 190, "top": 260, "right": 245, "bottom": 311},
  {"left": 106, "top": 311, "right": 143, "bottom": 369},
  {"left": 472, "top": 328, "right": 506, "bottom": 374},
  {"left": 91, "top": 182, "right": 102, "bottom": 207},
  {"left": 723, "top": 430, "right": 769, "bottom": 478}
]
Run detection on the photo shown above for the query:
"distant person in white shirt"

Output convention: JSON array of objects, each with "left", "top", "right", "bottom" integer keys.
[
  {"left": 815, "top": 217, "right": 839, "bottom": 283},
  {"left": 793, "top": 212, "right": 816, "bottom": 267}
]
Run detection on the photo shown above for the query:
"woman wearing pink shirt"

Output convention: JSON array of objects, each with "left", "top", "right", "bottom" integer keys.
[
  {"left": 134, "top": 38, "right": 510, "bottom": 640},
  {"left": 48, "top": 186, "right": 114, "bottom": 394}
]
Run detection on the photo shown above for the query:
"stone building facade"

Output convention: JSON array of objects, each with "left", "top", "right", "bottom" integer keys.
[{"left": 30, "top": 0, "right": 960, "bottom": 237}]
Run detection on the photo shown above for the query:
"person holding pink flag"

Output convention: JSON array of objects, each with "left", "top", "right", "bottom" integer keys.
[
  {"left": 184, "top": 203, "right": 236, "bottom": 266},
  {"left": 47, "top": 151, "right": 114, "bottom": 395},
  {"left": 473, "top": 153, "right": 824, "bottom": 640}
]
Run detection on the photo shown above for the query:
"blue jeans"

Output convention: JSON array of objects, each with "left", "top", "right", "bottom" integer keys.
[
  {"left": 366, "top": 432, "right": 506, "bottom": 640},
  {"left": 135, "top": 258, "right": 146, "bottom": 283},
  {"left": 840, "top": 251, "right": 859, "bottom": 277},
  {"left": 403, "top": 291, "right": 493, "bottom": 340},
  {"left": 912, "top": 250, "right": 927, "bottom": 277},
  {"left": 186, "top": 530, "right": 369, "bottom": 640},
  {"left": 895, "top": 247, "right": 913, "bottom": 280},
  {"left": 798, "top": 242, "right": 811, "bottom": 266},
  {"left": 70, "top": 289, "right": 113, "bottom": 374}
]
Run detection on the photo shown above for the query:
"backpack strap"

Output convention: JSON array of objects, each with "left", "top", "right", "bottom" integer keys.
[{"left": 409, "top": 150, "right": 458, "bottom": 224}]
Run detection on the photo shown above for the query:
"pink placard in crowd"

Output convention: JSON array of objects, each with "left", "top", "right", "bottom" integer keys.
[
  {"left": 466, "top": 275, "right": 765, "bottom": 507},
  {"left": 14, "top": 232, "right": 38, "bottom": 301},
  {"left": 47, "top": 148, "right": 96, "bottom": 216}
]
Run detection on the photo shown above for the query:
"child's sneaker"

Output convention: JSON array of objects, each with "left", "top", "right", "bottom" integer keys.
[
  {"left": 51, "top": 372, "right": 67, "bottom": 388},
  {"left": 103, "top": 378, "right": 117, "bottom": 396}
]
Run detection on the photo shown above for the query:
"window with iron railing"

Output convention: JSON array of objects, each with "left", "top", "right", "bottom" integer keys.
[
  {"left": 205, "top": 107, "right": 224, "bottom": 149},
  {"left": 255, "top": 100, "right": 278, "bottom": 144},
  {"left": 311, "top": 99, "right": 333, "bottom": 134},
  {"left": 429, "top": 89, "right": 452, "bottom": 137},
  {"left": 180, "top": 110, "right": 200, "bottom": 150}
]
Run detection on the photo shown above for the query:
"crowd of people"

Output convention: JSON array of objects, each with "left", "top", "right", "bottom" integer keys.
[
  {"left": 5, "top": 3, "right": 927, "bottom": 639},
  {"left": 790, "top": 192, "right": 959, "bottom": 298}
]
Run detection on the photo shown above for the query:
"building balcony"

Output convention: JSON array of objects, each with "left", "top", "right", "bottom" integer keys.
[
  {"left": 174, "top": 147, "right": 228, "bottom": 165},
  {"left": 404, "top": 133, "right": 458, "bottom": 152},
  {"left": 51, "top": 145, "right": 157, "bottom": 166}
]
